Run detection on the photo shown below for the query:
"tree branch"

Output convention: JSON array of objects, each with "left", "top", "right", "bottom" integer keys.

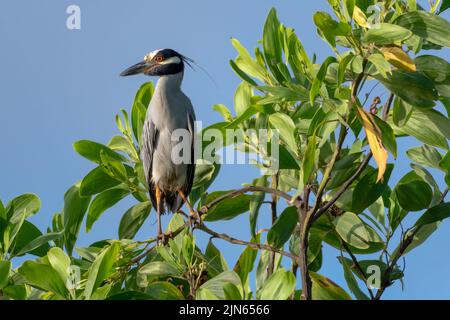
[{"left": 196, "top": 223, "right": 297, "bottom": 262}]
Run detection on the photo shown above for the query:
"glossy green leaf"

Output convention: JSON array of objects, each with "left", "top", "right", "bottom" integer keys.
[
  {"left": 263, "top": 8, "right": 283, "bottom": 81},
  {"left": 73, "top": 140, "right": 126, "bottom": 164},
  {"left": 337, "top": 257, "right": 369, "bottom": 300},
  {"left": 0, "top": 261, "right": 11, "bottom": 289},
  {"left": 63, "top": 183, "right": 91, "bottom": 255},
  {"left": 80, "top": 166, "right": 121, "bottom": 197},
  {"left": 18, "top": 261, "right": 69, "bottom": 299},
  {"left": 395, "top": 171, "right": 433, "bottom": 211},
  {"left": 15, "top": 231, "right": 63, "bottom": 257},
  {"left": 395, "top": 11, "right": 450, "bottom": 47},
  {"left": 392, "top": 109, "right": 450, "bottom": 149},
  {"left": 407, "top": 145, "right": 442, "bottom": 169},
  {"left": 199, "top": 271, "right": 241, "bottom": 300},
  {"left": 376, "top": 71, "right": 438, "bottom": 109},
  {"left": 84, "top": 242, "right": 120, "bottom": 300},
  {"left": 86, "top": 188, "right": 129, "bottom": 232},
  {"left": 352, "top": 165, "right": 393, "bottom": 213},
  {"left": 131, "top": 82, "right": 153, "bottom": 144},
  {"left": 267, "top": 206, "right": 298, "bottom": 248},
  {"left": 269, "top": 112, "right": 298, "bottom": 155},
  {"left": 146, "top": 281, "right": 185, "bottom": 300},
  {"left": 311, "top": 272, "right": 352, "bottom": 300},
  {"left": 392, "top": 97, "right": 413, "bottom": 127},
  {"left": 6, "top": 193, "right": 41, "bottom": 224},
  {"left": 202, "top": 191, "right": 252, "bottom": 221},
  {"left": 310, "top": 56, "right": 337, "bottom": 104},
  {"left": 333, "top": 212, "right": 370, "bottom": 249},
  {"left": 363, "top": 23, "right": 412, "bottom": 45},
  {"left": 118, "top": 201, "right": 152, "bottom": 239},
  {"left": 415, "top": 202, "right": 450, "bottom": 227},
  {"left": 139, "top": 261, "right": 180, "bottom": 278},
  {"left": 205, "top": 240, "right": 229, "bottom": 278},
  {"left": 259, "top": 269, "right": 296, "bottom": 300}
]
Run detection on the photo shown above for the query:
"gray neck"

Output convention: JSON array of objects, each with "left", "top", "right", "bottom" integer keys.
[{"left": 156, "top": 72, "right": 184, "bottom": 93}]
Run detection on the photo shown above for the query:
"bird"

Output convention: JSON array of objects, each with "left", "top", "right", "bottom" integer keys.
[{"left": 120, "top": 48, "right": 196, "bottom": 242}]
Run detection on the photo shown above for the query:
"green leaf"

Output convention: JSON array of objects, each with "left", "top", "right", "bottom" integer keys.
[
  {"left": 118, "top": 201, "right": 151, "bottom": 239},
  {"left": 368, "top": 53, "right": 391, "bottom": 78},
  {"left": 269, "top": 112, "right": 298, "bottom": 156},
  {"left": 392, "top": 108, "right": 450, "bottom": 149},
  {"left": 259, "top": 269, "right": 296, "bottom": 300},
  {"left": 352, "top": 165, "right": 394, "bottom": 213},
  {"left": 10, "top": 221, "right": 50, "bottom": 257},
  {"left": 6, "top": 193, "right": 41, "bottom": 224},
  {"left": 223, "top": 283, "right": 242, "bottom": 300},
  {"left": 47, "top": 247, "right": 71, "bottom": 284},
  {"left": 84, "top": 242, "right": 120, "bottom": 300},
  {"left": 363, "top": 23, "right": 412, "bottom": 45},
  {"left": 376, "top": 71, "right": 438, "bottom": 109},
  {"left": 407, "top": 145, "right": 442, "bottom": 169},
  {"left": 0, "top": 261, "right": 11, "bottom": 289},
  {"left": 249, "top": 176, "right": 267, "bottom": 237},
  {"left": 257, "top": 85, "right": 308, "bottom": 104},
  {"left": 63, "top": 183, "right": 91, "bottom": 255},
  {"left": 2, "top": 285, "right": 27, "bottom": 300},
  {"left": 139, "top": 261, "right": 180, "bottom": 278},
  {"left": 18, "top": 261, "right": 69, "bottom": 299},
  {"left": 337, "top": 257, "right": 369, "bottom": 300},
  {"left": 313, "top": 11, "right": 351, "bottom": 46},
  {"left": 415, "top": 202, "right": 450, "bottom": 227},
  {"left": 310, "top": 56, "right": 337, "bottom": 104},
  {"left": 311, "top": 272, "right": 352, "bottom": 300},
  {"left": 205, "top": 240, "right": 229, "bottom": 278},
  {"left": 267, "top": 206, "right": 298, "bottom": 248},
  {"left": 146, "top": 281, "right": 185, "bottom": 300},
  {"left": 80, "top": 166, "right": 121, "bottom": 197},
  {"left": 392, "top": 97, "right": 413, "bottom": 127},
  {"left": 395, "top": 11, "right": 450, "bottom": 47},
  {"left": 395, "top": 171, "right": 433, "bottom": 212},
  {"left": 202, "top": 191, "right": 252, "bottom": 222},
  {"left": 231, "top": 38, "right": 267, "bottom": 83},
  {"left": 15, "top": 231, "right": 63, "bottom": 257},
  {"left": 233, "top": 234, "right": 259, "bottom": 285},
  {"left": 263, "top": 8, "right": 283, "bottom": 81},
  {"left": 212, "top": 104, "right": 233, "bottom": 122},
  {"left": 234, "top": 82, "right": 253, "bottom": 116},
  {"left": 108, "top": 135, "right": 139, "bottom": 162},
  {"left": 73, "top": 140, "right": 127, "bottom": 164},
  {"left": 131, "top": 82, "right": 153, "bottom": 144},
  {"left": 86, "top": 188, "right": 129, "bottom": 232},
  {"left": 333, "top": 212, "right": 370, "bottom": 249},
  {"left": 199, "top": 271, "right": 241, "bottom": 300}
]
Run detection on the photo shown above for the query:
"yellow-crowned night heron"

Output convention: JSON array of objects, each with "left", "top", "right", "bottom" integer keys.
[{"left": 120, "top": 48, "right": 196, "bottom": 241}]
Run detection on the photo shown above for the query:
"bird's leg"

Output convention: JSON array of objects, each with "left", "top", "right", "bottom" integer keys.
[
  {"left": 155, "top": 186, "right": 166, "bottom": 244},
  {"left": 177, "top": 189, "right": 201, "bottom": 226}
]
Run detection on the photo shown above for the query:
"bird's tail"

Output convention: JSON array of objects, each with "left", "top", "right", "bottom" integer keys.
[{"left": 149, "top": 184, "right": 182, "bottom": 214}]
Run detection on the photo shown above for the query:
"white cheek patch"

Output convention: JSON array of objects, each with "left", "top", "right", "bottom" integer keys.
[{"left": 160, "top": 56, "right": 182, "bottom": 65}]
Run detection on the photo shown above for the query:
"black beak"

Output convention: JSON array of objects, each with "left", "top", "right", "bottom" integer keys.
[{"left": 120, "top": 60, "right": 152, "bottom": 76}]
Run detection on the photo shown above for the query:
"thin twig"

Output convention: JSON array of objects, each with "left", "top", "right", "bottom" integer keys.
[{"left": 196, "top": 224, "right": 298, "bottom": 262}]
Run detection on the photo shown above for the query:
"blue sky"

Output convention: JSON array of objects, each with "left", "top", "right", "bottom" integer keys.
[{"left": 1, "top": 0, "right": 449, "bottom": 299}]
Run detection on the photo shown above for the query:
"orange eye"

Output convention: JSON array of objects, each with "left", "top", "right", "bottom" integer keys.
[{"left": 155, "top": 55, "right": 164, "bottom": 62}]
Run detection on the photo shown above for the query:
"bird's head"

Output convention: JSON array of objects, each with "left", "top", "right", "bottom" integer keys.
[{"left": 120, "top": 48, "right": 191, "bottom": 77}]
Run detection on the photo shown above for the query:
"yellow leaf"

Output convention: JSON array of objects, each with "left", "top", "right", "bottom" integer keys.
[
  {"left": 356, "top": 107, "right": 388, "bottom": 182},
  {"left": 353, "top": 6, "right": 370, "bottom": 28},
  {"left": 380, "top": 46, "right": 416, "bottom": 72}
]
